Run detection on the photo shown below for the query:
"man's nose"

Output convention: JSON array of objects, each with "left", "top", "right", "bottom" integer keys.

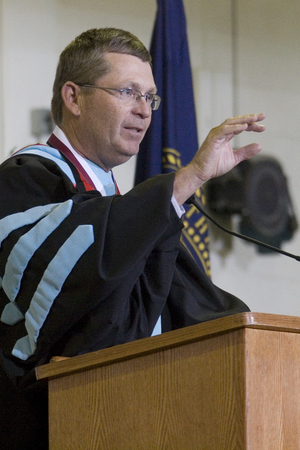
[{"left": 132, "top": 97, "right": 152, "bottom": 118}]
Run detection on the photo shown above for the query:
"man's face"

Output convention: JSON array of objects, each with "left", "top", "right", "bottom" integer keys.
[{"left": 76, "top": 52, "right": 156, "bottom": 171}]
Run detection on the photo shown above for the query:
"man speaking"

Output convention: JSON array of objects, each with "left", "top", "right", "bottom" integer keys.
[{"left": 0, "top": 28, "right": 265, "bottom": 449}]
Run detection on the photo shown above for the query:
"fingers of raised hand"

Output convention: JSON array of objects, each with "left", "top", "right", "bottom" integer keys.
[
  {"left": 223, "top": 113, "right": 265, "bottom": 125},
  {"left": 217, "top": 113, "right": 265, "bottom": 138}
]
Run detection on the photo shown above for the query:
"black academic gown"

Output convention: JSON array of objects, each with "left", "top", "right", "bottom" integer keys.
[{"left": 0, "top": 148, "right": 249, "bottom": 449}]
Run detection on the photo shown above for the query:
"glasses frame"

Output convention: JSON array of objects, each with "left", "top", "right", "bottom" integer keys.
[{"left": 76, "top": 83, "right": 161, "bottom": 111}]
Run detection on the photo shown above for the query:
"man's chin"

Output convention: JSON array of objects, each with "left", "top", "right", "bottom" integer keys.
[
  {"left": 122, "top": 144, "right": 141, "bottom": 158},
  {"left": 113, "top": 148, "right": 139, "bottom": 167}
]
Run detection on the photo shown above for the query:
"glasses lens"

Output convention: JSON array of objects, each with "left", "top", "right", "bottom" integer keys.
[
  {"left": 118, "top": 88, "right": 161, "bottom": 110},
  {"left": 118, "top": 88, "right": 136, "bottom": 103},
  {"left": 151, "top": 95, "right": 161, "bottom": 111}
]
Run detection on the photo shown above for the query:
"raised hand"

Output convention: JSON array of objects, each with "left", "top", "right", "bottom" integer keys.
[{"left": 173, "top": 113, "right": 266, "bottom": 205}]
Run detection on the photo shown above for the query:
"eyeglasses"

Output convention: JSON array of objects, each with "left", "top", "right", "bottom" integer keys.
[{"left": 76, "top": 84, "right": 161, "bottom": 111}]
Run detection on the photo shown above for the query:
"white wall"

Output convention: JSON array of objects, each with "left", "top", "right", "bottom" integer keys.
[
  {"left": 1, "top": 0, "right": 300, "bottom": 316},
  {"left": 210, "top": 0, "right": 300, "bottom": 316},
  {"left": 1, "top": 0, "right": 58, "bottom": 154}
]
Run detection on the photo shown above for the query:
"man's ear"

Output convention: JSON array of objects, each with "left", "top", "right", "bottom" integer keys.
[{"left": 61, "top": 82, "right": 82, "bottom": 117}]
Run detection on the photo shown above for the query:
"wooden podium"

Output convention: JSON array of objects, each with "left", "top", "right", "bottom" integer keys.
[{"left": 36, "top": 312, "right": 300, "bottom": 449}]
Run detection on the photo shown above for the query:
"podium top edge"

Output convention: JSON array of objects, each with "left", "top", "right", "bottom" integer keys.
[{"left": 36, "top": 312, "right": 300, "bottom": 381}]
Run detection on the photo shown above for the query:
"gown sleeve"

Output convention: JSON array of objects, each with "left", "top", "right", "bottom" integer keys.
[{"left": 0, "top": 155, "right": 183, "bottom": 378}]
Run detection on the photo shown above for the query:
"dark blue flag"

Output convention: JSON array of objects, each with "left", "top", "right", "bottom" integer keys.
[{"left": 135, "top": 0, "right": 210, "bottom": 275}]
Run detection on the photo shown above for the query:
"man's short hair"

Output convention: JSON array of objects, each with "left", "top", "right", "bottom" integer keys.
[{"left": 51, "top": 28, "right": 151, "bottom": 125}]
